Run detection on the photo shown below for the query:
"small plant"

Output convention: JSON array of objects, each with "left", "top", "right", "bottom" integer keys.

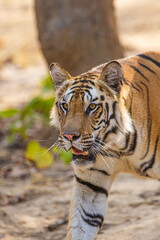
[
  {"left": 25, "top": 141, "right": 72, "bottom": 168},
  {"left": 0, "top": 74, "right": 72, "bottom": 168},
  {"left": 0, "top": 75, "right": 54, "bottom": 142},
  {"left": 25, "top": 140, "right": 53, "bottom": 169}
]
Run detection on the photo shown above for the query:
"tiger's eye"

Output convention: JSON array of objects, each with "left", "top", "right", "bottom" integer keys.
[
  {"left": 89, "top": 103, "right": 96, "bottom": 110},
  {"left": 62, "top": 103, "right": 68, "bottom": 111},
  {"left": 86, "top": 103, "right": 98, "bottom": 115}
]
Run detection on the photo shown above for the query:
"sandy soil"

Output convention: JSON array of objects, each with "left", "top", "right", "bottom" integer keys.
[
  {"left": 0, "top": 0, "right": 160, "bottom": 240},
  {"left": 0, "top": 161, "right": 160, "bottom": 240}
]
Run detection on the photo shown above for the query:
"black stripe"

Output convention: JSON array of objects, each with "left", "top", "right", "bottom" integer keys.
[
  {"left": 83, "top": 85, "right": 93, "bottom": 89},
  {"left": 98, "top": 119, "right": 106, "bottom": 126},
  {"left": 84, "top": 85, "right": 93, "bottom": 89},
  {"left": 81, "top": 206, "right": 104, "bottom": 227},
  {"left": 128, "top": 92, "right": 133, "bottom": 116},
  {"left": 112, "top": 101, "right": 117, "bottom": 115},
  {"left": 127, "top": 128, "right": 137, "bottom": 154},
  {"left": 130, "top": 65, "right": 149, "bottom": 82},
  {"left": 96, "top": 109, "right": 103, "bottom": 119},
  {"left": 140, "top": 136, "right": 159, "bottom": 174},
  {"left": 123, "top": 77, "right": 130, "bottom": 86},
  {"left": 90, "top": 81, "right": 95, "bottom": 86},
  {"left": 100, "top": 95, "right": 105, "bottom": 101},
  {"left": 120, "top": 133, "right": 130, "bottom": 151},
  {"left": 89, "top": 74, "right": 98, "bottom": 78},
  {"left": 140, "top": 120, "right": 152, "bottom": 160},
  {"left": 72, "top": 80, "right": 95, "bottom": 85},
  {"left": 139, "top": 81, "right": 150, "bottom": 112},
  {"left": 130, "top": 83, "right": 140, "bottom": 92},
  {"left": 139, "top": 81, "right": 151, "bottom": 159},
  {"left": 106, "top": 102, "right": 117, "bottom": 124},
  {"left": 99, "top": 86, "right": 104, "bottom": 92},
  {"left": 103, "top": 126, "right": 118, "bottom": 141},
  {"left": 70, "top": 85, "right": 93, "bottom": 90},
  {"left": 80, "top": 212, "right": 102, "bottom": 227},
  {"left": 57, "top": 108, "right": 61, "bottom": 118},
  {"left": 95, "top": 138, "right": 105, "bottom": 146},
  {"left": 75, "top": 175, "right": 108, "bottom": 196},
  {"left": 66, "top": 91, "right": 74, "bottom": 97},
  {"left": 70, "top": 85, "right": 83, "bottom": 90},
  {"left": 70, "top": 94, "right": 74, "bottom": 101},
  {"left": 138, "top": 62, "right": 156, "bottom": 75},
  {"left": 108, "top": 113, "right": 114, "bottom": 121},
  {"left": 120, "top": 128, "right": 137, "bottom": 156},
  {"left": 134, "top": 82, "right": 144, "bottom": 95},
  {"left": 89, "top": 167, "right": 110, "bottom": 176},
  {"left": 81, "top": 140, "right": 93, "bottom": 144},
  {"left": 82, "top": 92, "right": 85, "bottom": 102},
  {"left": 92, "top": 125, "right": 101, "bottom": 131},
  {"left": 71, "top": 89, "right": 92, "bottom": 99},
  {"left": 82, "top": 136, "right": 93, "bottom": 140},
  {"left": 93, "top": 119, "right": 100, "bottom": 124},
  {"left": 123, "top": 77, "right": 140, "bottom": 92},
  {"left": 92, "top": 97, "right": 98, "bottom": 102},
  {"left": 105, "top": 102, "right": 109, "bottom": 122},
  {"left": 137, "top": 54, "right": 160, "bottom": 68},
  {"left": 82, "top": 207, "right": 104, "bottom": 222},
  {"left": 85, "top": 89, "right": 93, "bottom": 99},
  {"left": 112, "top": 101, "right": 122, "bottom": 127}
]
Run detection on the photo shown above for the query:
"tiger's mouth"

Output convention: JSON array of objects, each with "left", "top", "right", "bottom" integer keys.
[
  {"left": 71, "top": 147, "right": 89, "bottom": 156},
  {"left": 71, "top": 147, "right": 95, "bottom": 164}
]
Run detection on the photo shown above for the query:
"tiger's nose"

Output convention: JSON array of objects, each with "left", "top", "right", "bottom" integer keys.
[{"left": 63, "top": 133, "right": 80, "bottom": 141}]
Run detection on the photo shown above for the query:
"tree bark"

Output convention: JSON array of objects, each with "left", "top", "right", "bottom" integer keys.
[{"left": 35, "top": 0, "right": 123, "bottom": 76}]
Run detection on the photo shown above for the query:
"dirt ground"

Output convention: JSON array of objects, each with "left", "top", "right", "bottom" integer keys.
[
  {"left": 1, "top": 161, "right": 160, "bottom": 240},
  {"left": 0, "top": 0, "right": 160, "bottom": 240}
]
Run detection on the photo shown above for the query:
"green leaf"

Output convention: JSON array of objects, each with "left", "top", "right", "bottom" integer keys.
[
  {"left": 25, "top": 141, "right": 40, "bottom": 161},
  {"left": 25, "top": 141, "right": 53, "bottom": 169},
  {"left": 0, "top": 109, "right": 19, "bottom": 118},
  {"left": 35, "top": 147, "right": 53, "bottom": 169},
  {"left": 60, "top": 149, "right": 72, "bottom": 165}
]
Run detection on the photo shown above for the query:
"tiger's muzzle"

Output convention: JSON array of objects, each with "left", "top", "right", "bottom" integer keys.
[{"left": 62, "top": 132, "right": 96, "bottom": 165}]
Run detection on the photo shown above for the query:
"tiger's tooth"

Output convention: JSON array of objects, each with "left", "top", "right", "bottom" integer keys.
[{"left": 83, "top": 151, "right": 89, "bottom": 156}]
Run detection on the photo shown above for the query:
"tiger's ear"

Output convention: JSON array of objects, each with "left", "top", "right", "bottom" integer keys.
[
  {"left": 100, "top": 61, "right": 123, "bottom": 94},
  {"left": 49, "top": 63, "right": 71, "bottom": 88}
]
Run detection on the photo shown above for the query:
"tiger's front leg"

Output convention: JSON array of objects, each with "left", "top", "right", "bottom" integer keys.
[{"left": 66, "top": 173, "right": 115, "bottom": 240}]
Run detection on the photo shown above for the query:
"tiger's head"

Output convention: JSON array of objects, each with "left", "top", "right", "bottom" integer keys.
[{"left": 50, "top": 62, "right": 133, "bottom": 166}]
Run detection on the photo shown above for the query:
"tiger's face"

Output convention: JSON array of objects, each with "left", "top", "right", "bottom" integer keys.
[{"left": 50, "top": 62, "right": 132, "bottom": 166}]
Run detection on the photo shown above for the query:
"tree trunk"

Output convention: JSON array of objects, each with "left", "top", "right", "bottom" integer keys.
[{"left": 35, "top": 0, "right": 123, "bottom": 76}]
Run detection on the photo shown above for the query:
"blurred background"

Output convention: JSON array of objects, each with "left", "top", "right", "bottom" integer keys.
[{"left": 0, "top": 0, "right": 160, "bottom": 240}]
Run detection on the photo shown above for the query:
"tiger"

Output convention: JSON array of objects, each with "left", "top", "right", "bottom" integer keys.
[{"left": 49, "top": 51, "right": 160, "bottom": 240}]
